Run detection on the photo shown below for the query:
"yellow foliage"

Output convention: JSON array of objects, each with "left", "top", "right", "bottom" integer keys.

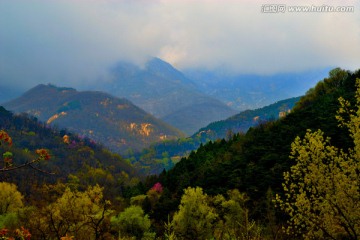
[
  {"left": 61, "top": 234, "right": 74, "bottom": 240},
  {"left": 63, "top": 135, "right": 70, "bottom": 144},
  {"left": 0, "top": 182, "right": 23, "bottom": 215},
  {"left": 140, "top": 123, "right": 152, "bottom": 137},
  {"left": 47, "top": 112, "right": 67, "bottom": 124},
  {"left": 32, "top": 185, "right": 112, "bottom": 240},
  {"left": 276, "top": 78, "right": 360, "bottom": 239},
  {"left": 128, "top": 123, "right": 153, "bottom": 136}
]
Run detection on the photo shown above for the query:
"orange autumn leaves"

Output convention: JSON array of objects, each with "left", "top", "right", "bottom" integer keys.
[
  {"left": 1, "top": 130, "right": 14, "bottom": 168},
  {"left": 0, "top": 227, "right": 31, "bottom": 240},
  {"left": 35, "top": 148, "right": 51, "bottom": 161},
  {"left": 1, "top": 130, "right": 51, "bottom": 169},
  {"left": 0, "top": 130, "right": 12, "bottom": 147}
]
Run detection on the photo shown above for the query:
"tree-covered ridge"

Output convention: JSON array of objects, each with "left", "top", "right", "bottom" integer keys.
[
  {"left": 129, "top": 68, "right": 355, "bottom": 176},
  {"left": 134, "top": 68, "right": 359, "bottom": 233},
  {"left": 128, "top": 96, "right": 301, "bottom": 175},
  {"left": 0, "top": 106, "right": 140, "bottom": 198},
  {"left": 3, "top": 84, "right": 185, "bottom": 154},
  {"left": 161, "top": 68, "right": 357, "bottom": 194},
  {"left": 193, "top": 96, "right": 300, "bottom": 141}
]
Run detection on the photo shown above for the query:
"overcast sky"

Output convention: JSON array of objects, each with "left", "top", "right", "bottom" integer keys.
[{"left": 0, "top": 0, "right": 359, "bottom": 89}]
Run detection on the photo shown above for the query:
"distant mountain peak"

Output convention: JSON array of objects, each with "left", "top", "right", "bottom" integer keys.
[
  {"left": 94, "top": 57, "right": 236, "bottom": 135},
  {"left": 146, "top": 57, "right": 176, "bottom": 72},
  {"left": 31, "top": 83, "right": 76, "bottom": 92}
]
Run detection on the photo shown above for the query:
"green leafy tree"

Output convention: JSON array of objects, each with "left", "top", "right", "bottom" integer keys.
[
  {"left": 0, "top": 182, "right": 24, "bottom": 231},
  {"left": 213, "top": 189, "right": 262, "bottom": 240},
  {"left": 111, "top": 205, "right": 154, "bottom": 240},
  {"left": 130, "top": 195, "right": 147, "bottom": 207},
  {"left": 171, "top": 187, "right": 217, "bottom": 240},
  {"left": 276, "top": 79, "right": 360, "bottom": 239}
]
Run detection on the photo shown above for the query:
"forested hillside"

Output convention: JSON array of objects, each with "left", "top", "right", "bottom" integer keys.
[
  {"left": 193, "top": 96, "right": 300, "bottom": 141},
  {"left": 128, "top": 96, "right": 300, "bottom": 175},
  {"left": 154, "top": 68, "right": 356, "bottom": 203},
  {"left": 128, "top": 68, "right": 359, "bottom": 238},
  {"left": 3, "top": 84, "right": 184, "bottom": 153},
  {"left": 0, "top": 106, "right": 140, "bottom": 198},
  {"left": 0, "top": 68, "right": 359, "bottom": 240}
]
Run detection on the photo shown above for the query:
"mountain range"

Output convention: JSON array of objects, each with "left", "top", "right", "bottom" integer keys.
[
  {"left": 90, "top": 58, "right": 237, "bottom": 135},
  {"left": 1, "top": 66, "right": 358, "bottom": 240},
  {"left": 0, "top": 58, "right": 330, "bottom": 136},
  {"left": 185, "top": 68, "right": 330, "bottom": 111},
  {"left": 1, "top": 83, "right": 301, "bottom": 170},
  {"left": 2, "top": 84, "right": 184, "bottom": 153},
  {"left": 150, "top": 68, "right": 359, "bottom": 225},
  {"left": 0, "top": 57, "right": 331, "bottom": 156},
  {"left": 193, "top": 96, "right": 301, "bottom": 141}
]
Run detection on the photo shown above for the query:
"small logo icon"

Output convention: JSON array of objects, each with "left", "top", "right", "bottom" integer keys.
[{"left": 262, "top": 4, "right": 286, "bottom": 13}]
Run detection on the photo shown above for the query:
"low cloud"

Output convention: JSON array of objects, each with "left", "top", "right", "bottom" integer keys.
[{"left": 0, "top": 0, "right": 359, "bottom": 90}]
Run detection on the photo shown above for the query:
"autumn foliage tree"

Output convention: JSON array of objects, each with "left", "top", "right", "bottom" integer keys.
[
  {"left": 0, "top": 130, "right": 52, "bottom": 240},
  {"left": 0, "top": 182, "right": 24, "bottom": 232},
  {"left": 26, "top": 185, "right": 112, "bottom": 240},
  {"left": 0, "top": 129, "right": 51, "bottom": 173},
  {"left": 276, "top": 79, "right": 360, "bottom": 239},
  {"left": 0, "top": 182, "right": 23, "bottom": 215}
]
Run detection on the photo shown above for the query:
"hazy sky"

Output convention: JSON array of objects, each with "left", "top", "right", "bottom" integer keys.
[{"left": 0, "top": 0, "right": 359, "bottom": 89}]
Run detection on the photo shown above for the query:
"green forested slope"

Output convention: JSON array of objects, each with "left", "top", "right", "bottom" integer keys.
[
  {"left": 129, "top": 96, "right": 301, "bottom": 175},
  {"left": 0, "top": 106, "right": 140, "bottom": 198},
  {"left": 143, "top": 68, "right": 358, "bottom": 224}
]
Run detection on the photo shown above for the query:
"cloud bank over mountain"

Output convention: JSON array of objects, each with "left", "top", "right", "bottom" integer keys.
[{"left": 1, "top": 0, "right": 359, "bottom": 89}]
